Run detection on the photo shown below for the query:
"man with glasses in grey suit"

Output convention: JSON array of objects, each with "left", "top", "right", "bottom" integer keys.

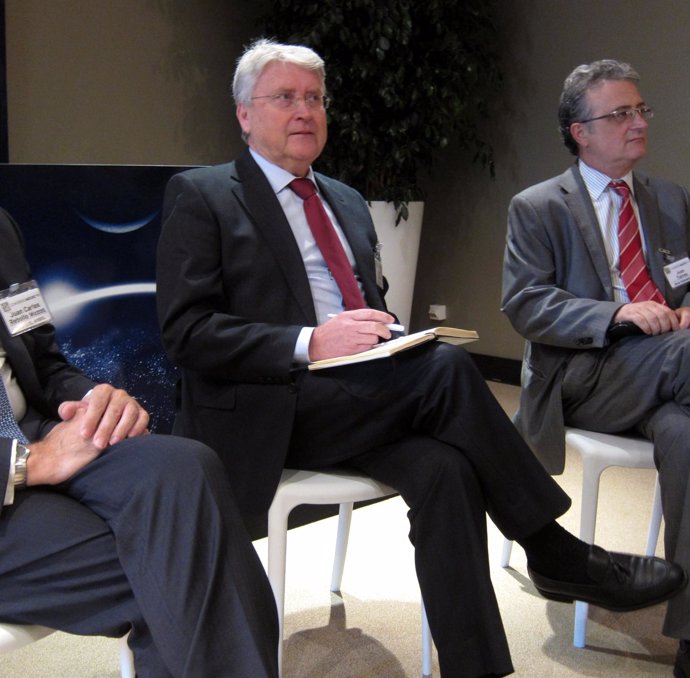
[{"left": 502, "top": 59, "right": 690, "bottom": 677}]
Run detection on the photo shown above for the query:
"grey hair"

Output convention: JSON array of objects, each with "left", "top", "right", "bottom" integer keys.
[
  {"left": 232, "top": 38, "right": 326, "bottom": 106},
  {"left": 558, "top": 59, "right": 640, "bottom": 156}
]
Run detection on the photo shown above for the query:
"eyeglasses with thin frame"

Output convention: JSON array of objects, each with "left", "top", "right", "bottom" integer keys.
[
  {"left": 250, "top": 92, "right": 331, "bottom": 111},
  {"left": 577, "top": 105, "right": 654, "bottom": 125}
]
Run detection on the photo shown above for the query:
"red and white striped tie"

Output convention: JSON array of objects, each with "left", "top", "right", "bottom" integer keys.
[{"left": 610, "top": 180, "right": 666, "bottom": 305}]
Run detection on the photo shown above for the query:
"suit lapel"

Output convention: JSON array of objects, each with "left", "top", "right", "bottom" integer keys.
[
  {"left": 633, "top": 174, "right": 668, "bottom": 295},
  {"left": 0, "top": 257, "right": 45, "bottom": 404},
  {"left": 0, "top": 322, "right": 43, "bottom": 407},
  {"left": 231, "top": 151, "right": 317, "bottom": 323},
  {"left": 561, "top": 166, "right": 616, "bottom": 298},
  {"left": 314, "top": 176, "right": 382, "bottom": 309}
]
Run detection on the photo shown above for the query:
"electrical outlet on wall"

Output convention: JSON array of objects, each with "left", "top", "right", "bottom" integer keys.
[{"left": 428, "top": 304, "right": 447, "bottom": 321}]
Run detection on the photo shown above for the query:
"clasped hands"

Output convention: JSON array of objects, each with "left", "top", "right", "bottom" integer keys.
[
  {"left": 27, "top": 384, "right": 150, "bottom": 486},
  {"left": 309, "top": 309, "right": 397, "bottom": 362},
  {"left": 614, "top": 301, "right": 690, "bottom": 335}
]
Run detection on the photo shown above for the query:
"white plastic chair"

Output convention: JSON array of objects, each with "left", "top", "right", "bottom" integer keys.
[
  {"left": 267, "top": 468, "right": 434, "bottom": 677},
  {"left": 500, "top": 427, "right": 663, "bottom": 648},
  {"left": 0, "top": 624, "right": 134, "bottom": 677}
]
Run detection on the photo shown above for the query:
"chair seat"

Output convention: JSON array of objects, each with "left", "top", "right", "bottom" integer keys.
[
  {"left": 0, "top": 624, "right": 134, "bottom": 678},
  {"left": 565, "top": 427, "right": 656, "bottom": 471},
  {"left": 0, "top": 624, "right": 54, "bottom": 651},
  {"left": 270, "top": 468, "right": 397, "bottom": 509}
]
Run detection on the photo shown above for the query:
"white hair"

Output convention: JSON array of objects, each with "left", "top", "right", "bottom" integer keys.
[{"left": 232, "top": 38, "right": 326, "bottom": 105}]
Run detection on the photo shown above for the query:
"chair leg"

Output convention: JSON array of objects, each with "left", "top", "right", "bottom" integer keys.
[
  {"left": 500, "top": 536, "right": 513, "bottom": 568},
  {"left": 267, "top": 505, "right": 292, "bottom": 677},
  {"left": 118, "top": 634, "right": 135, "bottom": 678},
  {"left": 330, "top": 502, "right": 354, "bottom": 592},
  {"left": 421, "top": 602, "right": 432, "bottom": 677},
  {"left": 646, "top": 475, "right": 663, "bottom": 556},
  {"left": 572, "top": 601, "right": 589, "bottom": 649},
  {"left": 573, "top": 459, "right": 605, "bottom": 648}
]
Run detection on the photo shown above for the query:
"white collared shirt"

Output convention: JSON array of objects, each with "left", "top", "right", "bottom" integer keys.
[
  {"left": 579, "top": 159, "right": 644, "bottom": 303},
  {"left": 1, "top": 344, "right": 26, "bottom": 506},
  {"left": 249, "top": 149, "right": 365, "bottom": 361}
]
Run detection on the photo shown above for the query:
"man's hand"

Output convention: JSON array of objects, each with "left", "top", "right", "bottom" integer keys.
[
  {"left": 26, "top": 411, "right": 101, "bottom": 486},
  {"left": 58, "top": 383, "right": 150, "bottom": 450},
  {"left": 613, "top": 301, "right": 682, "bottom": 335},
  {"left": 675, "top": 306, "right": 690, "bottom": 329},
  {"left": 309, "top": 309, "right": 397, "bottom": 361}
]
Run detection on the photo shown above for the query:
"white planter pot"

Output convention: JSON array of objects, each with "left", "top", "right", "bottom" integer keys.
[{"left": 368, "top": 201, "right": 424, "bottom": 330}]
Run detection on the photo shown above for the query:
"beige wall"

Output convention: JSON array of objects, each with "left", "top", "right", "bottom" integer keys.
[
  {"left": 5, "top": 0, "right": 690, "bottom": 361},
  {"left": 5, "top": 0, "right": 258, "bottom": 164}
]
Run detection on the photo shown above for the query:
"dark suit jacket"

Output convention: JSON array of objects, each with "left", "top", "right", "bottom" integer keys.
[
  {"left": 156, "top": 149, "right": 388, "bottom": 514},
  {"left": 501, "top": 164, "right": 690, "bottom": 473},
  {"left": 0, "top": 208, "right": 96, "bottom": 505}
]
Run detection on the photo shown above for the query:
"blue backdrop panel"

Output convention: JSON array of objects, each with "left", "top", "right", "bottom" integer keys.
[{"left": 0, "top": 164, "right": 196, "bottom": 434}]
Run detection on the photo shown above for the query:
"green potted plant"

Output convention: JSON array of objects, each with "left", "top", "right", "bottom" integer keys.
[{"left": 255, "top": 0, "right": 502, "bottom": 326}]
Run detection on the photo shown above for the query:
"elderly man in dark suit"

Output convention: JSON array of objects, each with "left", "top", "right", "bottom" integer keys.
[
  {"left": 0, "top": 208, "right": 279, "bottom": 677},
  {"left": 502, "top": 59, "right": 690, "bottom": 677},
  {"left": 157, "top": 41, "right": 685, "bottom": 678}
]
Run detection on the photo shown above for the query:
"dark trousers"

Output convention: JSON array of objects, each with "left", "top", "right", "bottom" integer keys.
[
  {"left": 0, "top": 435, "right": 279, "bottom": 678},
  {"left": 286, "top": 343, "right": 571, "bottom": 678}
]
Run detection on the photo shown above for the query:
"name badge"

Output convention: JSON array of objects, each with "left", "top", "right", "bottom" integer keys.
[
  {"left": 0, "top": 280, "right": 53, "bottom": 336},
  {"left": 374, "top": 242, "right": 384, "bottom": 289},
  {"left": 663, "top": 257, "right": 690, "bottom": 289}
]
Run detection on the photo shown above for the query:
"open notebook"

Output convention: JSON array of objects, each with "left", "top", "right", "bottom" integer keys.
[{"left": 308, "top": 326, "right": 478, "bottom": 370}]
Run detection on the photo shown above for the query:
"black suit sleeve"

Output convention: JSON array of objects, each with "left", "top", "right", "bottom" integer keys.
[{"left": 156, "top": 168, "right": 304, "bottom": 383}]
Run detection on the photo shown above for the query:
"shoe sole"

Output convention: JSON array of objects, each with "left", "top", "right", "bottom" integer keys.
[{"left": 533, "top": 569, "right": 688, "bottom": 612}]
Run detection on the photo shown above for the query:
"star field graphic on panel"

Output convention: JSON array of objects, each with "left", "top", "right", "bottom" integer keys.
[{"left": 0, "top": 164, "right": 198, "bottom": 433}]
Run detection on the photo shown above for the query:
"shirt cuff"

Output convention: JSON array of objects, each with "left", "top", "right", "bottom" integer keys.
[
  {"left": 3, "top": 439, "right": 18, "bottom": 506},
  {"left": 294, "top": 327, "right": 315, "bottom": 365}
]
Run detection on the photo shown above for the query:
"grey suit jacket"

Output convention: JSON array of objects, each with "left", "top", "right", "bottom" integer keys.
[
  {"left": 501, "top": 164, "right": 690, "bottom": 473},
  {"left": 156, "top": 149, "right": 388, "bottom": 514}
]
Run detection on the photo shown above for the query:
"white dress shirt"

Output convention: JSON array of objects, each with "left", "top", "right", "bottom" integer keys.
[
  {"left": 1, "top": 344, "right": 27, "bottom": 505},
  {"left": 249, "top": 149, "right": 366, "bottom": 362},
  {"left": 579, "top": 159, "right": 645, "bottom": 304}
]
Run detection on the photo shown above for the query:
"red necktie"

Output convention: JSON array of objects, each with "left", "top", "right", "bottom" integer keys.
[
  {"left": 289, "top": 178, "right": 366, "bottom": 310},
  {"left": 610, "top": 180, "right": 666, "bottom": 305}
]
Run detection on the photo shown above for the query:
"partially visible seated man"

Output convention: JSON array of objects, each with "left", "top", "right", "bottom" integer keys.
[
  {"left": 0, "top": 206, "right": 279, "bottom": 678},
  {"left": 502, "top": 59, "right": 690, "bottom": 677}
]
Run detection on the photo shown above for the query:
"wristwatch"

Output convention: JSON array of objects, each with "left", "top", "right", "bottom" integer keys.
[{"left": 14, "top": 442, "right": 30, "bottom": 489}]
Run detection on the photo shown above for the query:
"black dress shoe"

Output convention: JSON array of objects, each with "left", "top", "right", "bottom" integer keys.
[
  {"left": 527, "top": 544, "right": 687, "bottom": 612},
  {"left": 675, "top": 640, "right": 690, "bottom": 678}
]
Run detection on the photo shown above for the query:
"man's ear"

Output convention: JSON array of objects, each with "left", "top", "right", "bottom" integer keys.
[
  {"left": 570, "top": 121, "right": 588, "bottom": 148},
  {"left": 236, "top": 104, "right": 250, "bottom": 136}
]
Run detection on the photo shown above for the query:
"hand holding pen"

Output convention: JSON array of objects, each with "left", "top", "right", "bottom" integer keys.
[
  {"left": 327, "top": 313, "right": 405, "bottom": 337},
  {"left": 309, "top": 309, "right": 403, "bottom": 362}
]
